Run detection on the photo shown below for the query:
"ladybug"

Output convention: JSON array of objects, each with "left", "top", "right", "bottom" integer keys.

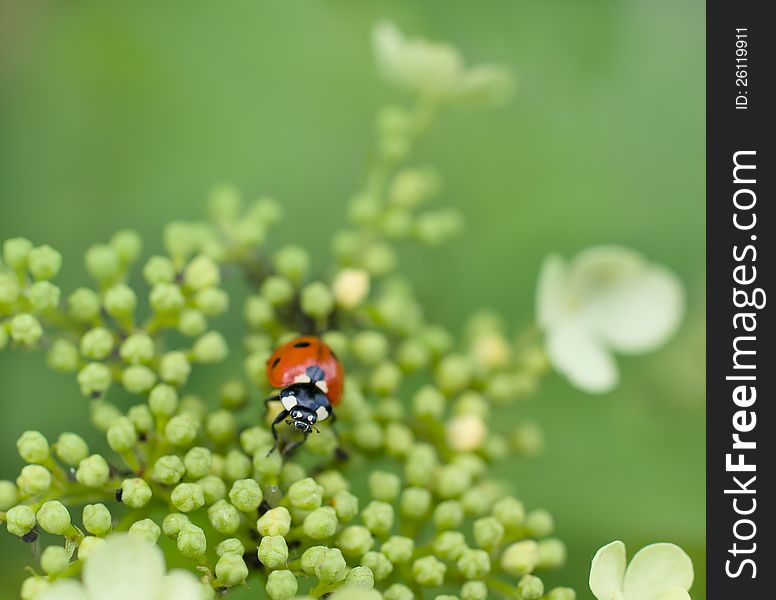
[{"left": 265, "top": 336, "right": 344, "bottom": 454}]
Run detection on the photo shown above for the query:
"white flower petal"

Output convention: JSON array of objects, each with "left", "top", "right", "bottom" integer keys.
[
  {"left": 589, "top": 541, "right": 627, "bottom": 600},
  {"left": 83, "top": 534, "right": 166, "bottom": 600},
  {"left": 592, "top": 264, "right": 684, "bottom": 354},
  {"left": 654, "top": 588, "right": 692, "bottom": 600},
  {"left": 38, "top": 580, "right": 88, "bottom": 600},
  {"left": 622, "top": 543, "right": 694, "bottom": 600},
  {"left": 536, "top": 254, "right": 571, "bottom": 329},
  {"left": 156, "top": 570, "right": 205, "bottom": 600},
  {"left": 546, "top": 325, "right": 618, "bottom": 393}
]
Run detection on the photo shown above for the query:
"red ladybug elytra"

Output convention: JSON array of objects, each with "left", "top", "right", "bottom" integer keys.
[{"left": 265, "top": 336, "right": 344, "bottom": 454}]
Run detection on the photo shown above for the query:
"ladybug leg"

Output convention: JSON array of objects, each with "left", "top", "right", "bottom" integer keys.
[
  {"left": 268, "top": 409, "right": 289, "bottom": 456},
  {"left": 281, "top": 431, "right": 310, "bottom": 459},
  {"left": 263, "top": 394, "right": 280, "bottom": 418},
  {"left": 328, "top": 412, "right": 349, "bottom": 462}
]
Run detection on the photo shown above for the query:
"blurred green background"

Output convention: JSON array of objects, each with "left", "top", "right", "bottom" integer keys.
[{"left": 0, "top": 0, "right": 704, "bottom": 598}]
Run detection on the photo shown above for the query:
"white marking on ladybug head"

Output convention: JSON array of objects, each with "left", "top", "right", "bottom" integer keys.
[
  {"left": 294, "top": 374, "right": 311, "bottom": 384},
  {"left": 281, "top": 395, "right": 298, "bottom": 411},
  {"left": 315, "top": 380, "right": 329, "bottom": 394},
  {"left": 315, "top": 405, "right": 330, "bottom": 421}
]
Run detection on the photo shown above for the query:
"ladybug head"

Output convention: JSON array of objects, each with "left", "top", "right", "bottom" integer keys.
[{"left": 287, "top": 407, "right": 317, "bottom": 434}]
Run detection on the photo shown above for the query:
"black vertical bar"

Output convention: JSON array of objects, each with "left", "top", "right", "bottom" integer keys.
[{"left": 707, "top": 1, "right": 772, "bottom": 597}]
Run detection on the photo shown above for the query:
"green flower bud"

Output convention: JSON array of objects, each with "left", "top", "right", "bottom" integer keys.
[
  {"left": 83, "top": 503, "right": 112, "bottom": 536},
  {"left": 17, "top": 431, "right": 49, "bottom": 464},
  {"left": 151, "top": 455, "right": 185, "bottom": 485},
  {"left": 461, "top": 581, "right": 488, "bottom": 600},
  {"left": 68, "top": 288, "right": 101, "bottom": 321},
  {"left": 244, "top": 295, "right": 275, "bottom": 328},
  {"left": 400, "top": 487, "right": 431, "bottom": 519},
  {"left": 538, "top": 538, "right": 567, "bottom": 569},
  {"left": 315, "top": 470, "right": 349, "bottom": 497},
  {"left": 224, "top": 480, "right": 260, "bottom": 513},
  {"left": 0, "top": 481, "right": 18, "bottom": 510},
  {"left": 76, "top": 454, "right": 110, "bottom": 488},
  {"left": 110, "top": 229, "right": 142, "bottom": 264},
  {"left": 257, "top": 535, "right": 288, "bottom": 568},
  {"left": 436, "top": 465, "right": 472, "bottom": 499},
  {"left": 80, "top": 328, "right": 114, "bottom": 360},
  {"left": 165, "top": 413, "right": 199, "bottom": 447},
  {"left": 434, "top": 500, "right": 464, "bottom": 531},
  {"left": 265, "top": 570, "right": 298, "bottom": 600},
  {"left": 368, "top": 471, "right": 401, "bottom": 503},
  {"left": 215, "top": 552, "right": 248, "bottom": 587},
  {"left": 458, "top": 548, "right": 491, "bottom": 580},
  {"left": 352, "top": 420, "right": 384, "bottom": 451},
  {"left": 146, "top": 385, "right": 176, "bottom": 419},
  {"left": 193, "top": 331, "right": 228, "bottom": 363},
  {"left": 17, "top": 464, "right": 51, "bottom": 495},
  {"left": 412, "top": 555, "right": 446, "bottom": 587},
  {"left": 252, "top": 446, "right": 282, "bottom": 479},
  {"left": 222, "top": 449, "right": 251, "bottom": 481},
  {"left": 361, "top": 501, "right": 394, "bottom": 536},
  {"left": 256, "top": 506, "right": 291, "bottom": 537},
  {"left": 77, "top": 363, "right": 112, "bottom": 397},
  {"left": 119, "top": 333, "right": 155, "bottom": 365},
  {"left": 10, "top": 314, "right": 43, "bottom": 346},
  {"left": 300, "top": 545, "right": 327, "bottom": 575},
  {"left": 120, "top": 478, "right": 152, "bottom": 508},
  {"left": 288, "top": 477, "right": 324, "bottom": 510},
  {"left": 159, "top": 351, "right": 191, "bottom": 385},
  {"left": 162, "top": 512, "right": 190, "bottom": 539},
  {"left": 332, "top": 490, "right": 359, "bottom": 523},
  {"left": 184, "top": 255, "right": 221, "bottom": 290},
  {"left": 28, "top": 281, "right": 60, "bottom": 311},
  {"left": 208, "top": 499, "right": 241, "bottom": 534},
  {"left": 381, "top": 535, "right": 414, "bottom": 564},
  {"left": 78, "top": 536, "right": 105, "bottom": 561},
  {"left": 122, "top": 365, "right": 157, "bottom": 394},
  {"left": 385, "top": 423, "right": 414, "bottom": 457},
  {"left": 300, "top": 281, "right": 334, "bottom": 319},
  {"left": 20, "top": 576, "right": 51, "bottom": 600},
  {"left": 546, "top": 588, "right": 576, "bottom": 600},
  {"left": 525, "top": 509, "right": 554, "bottom": 537},
  {"left": 107, "top": 417, "right": 137, "bottom": 453},
  {"left": 369, "top": 362, "right": 402, "bottom": 395},
  {"left": 413, "top": 385, "right": 445, "bottom": 420},
  {"left": 473, "top": 516, "right": 504, "bottom": 550},
  {"left": 195, "top": 287, "right": 228, "bottom": 316},
  {"left": 127, "top": 404, "right": 154, "bottom": 433},
  {"left": 85, "top": 244, "right": 120, "bottom": 281},
  {"left": 217, "top": 380, "right": 247, "bottom": 410},
  {"left": 2, "top": 237, "right": 33, "bottom": 269},
  {"left": 361, "top": 242, "right": 396, "bottom": 275},
  {"left": 261, "top": 275, "right": 294, "bottom": 305},
  {"left": 345, "top": 565, "right": 374, "bottom": 589},
  {"left": 352, "top": 331, "right": 389, "bottom": 365},
  {"left": 396, "top": 338, "right": 431, "bottom": 372},
  {"left": 517, "top": 574, "right": 544, "bottom": 599},
  {"left": 0, "top": 273, "right": 19, "bottom": 305},
  {"left": 303, "top": 506, "right": 338, "bottom": 540},
  {"left": 272, "top": 245, "right": 309, "bottom": 283},
  {"left": 196, "top": 475, "right": 226, "bottom": 505},
  {"left": 384, "top": 584, "right": 414, "bottom": 600},
  {"left": 361, "top": 551, "right": 393, "bottom": 581},
  {"left": 216, "top": 537, "right": 245, "bottom": 557},
  {"left": 178, "top": 447, "right": 209, "bottom": 480},
  {"left": 104, "top": 284, "right": 137, "bottom": 318},
  {"left": 149, "top": 283, "right": 185, "bottom": 313},
  {"left": 5, "top": 504, "right": 36, "bottom": 536},
  {"left": 206, "top": 409, "right": 236, "bottom": 444},
  {"left": 434, "top": 531, "right": 468, "bottom": 561},
  {"left": 501, "top": 540, "right": 539, "bottom": 576},
  {"left": 47, "top": 339, "right": 79, "bottom": 372},
  {"left": 40, "top": 546, "right": 69, "bottom": 575},
  {"left": 493, "top": 496, "right": 525, "bottom": 529},
  {"left": 337, "top": 525, "right": 374, "bottom": 558},
  {"left": 128, "top": 518, "right": 161, "bottom": 543},
  {"left": 462, "top": 484, "right": 499, "bottom": 517},
  {"left": 171, "top": 482, "right": 205, "bottom": 512},
  {"left": 280, "top": 462, "right": 307, "bottom": 487},
  {"left": 28, "top": 245, "right": 62, "bottom": 280},
  {"left": 177, "top": 523, "right": 207, "bottom": 558},
  {"left": 178, "top": 308, "right": 208, "bottom": 337},
  {"left": 36, "top": 500, "right": 71, "bottom": 534},
  {"left": 237, "top": 427, "right": 270, "bottom": 456},
  {"left": 143, "top": 255, "right": 176, "bottom": 285},
  {"left": 314, "top": 547, "right": 347, "bottom": 583}
]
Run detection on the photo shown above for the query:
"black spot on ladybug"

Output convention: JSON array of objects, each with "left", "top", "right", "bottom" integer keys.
[
  {"left": 115, "top": 488, "right": 123, "bottom": 502},
  {"left": 272, "top": 357, "right": 281, "bottom": 369},
  {"left": 293, "top": 341, "right": 311, "bottom": 348}
]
